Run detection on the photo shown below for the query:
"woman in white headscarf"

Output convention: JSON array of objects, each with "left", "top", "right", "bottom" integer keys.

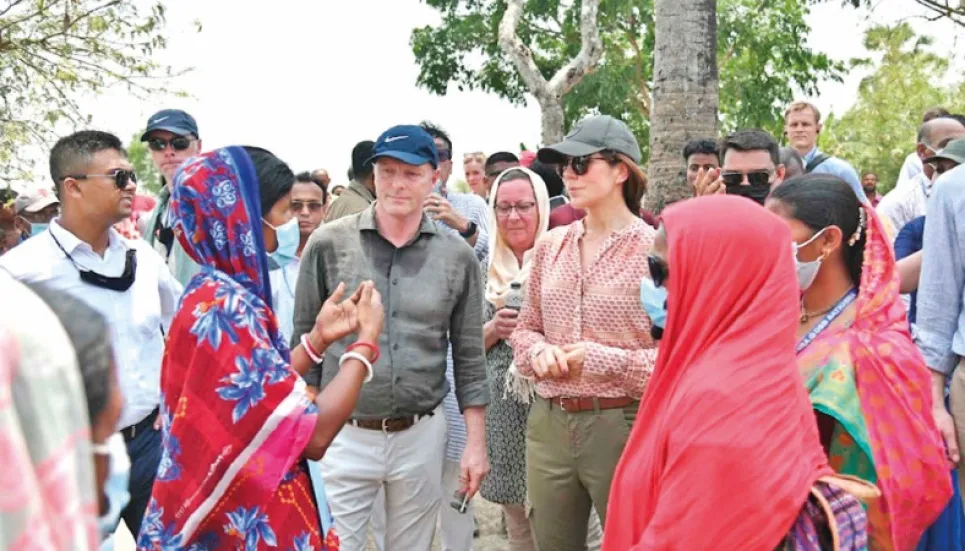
[{"left": 479, "top": 167, "right": 550, "bottom": 551}]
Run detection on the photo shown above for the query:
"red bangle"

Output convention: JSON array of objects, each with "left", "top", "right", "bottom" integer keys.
[
  {"left": 347, "top": 341, "right": 380, "bottom": 363},
  {"left": 301, "top": 334, "right": 324, "bottom": 364}
]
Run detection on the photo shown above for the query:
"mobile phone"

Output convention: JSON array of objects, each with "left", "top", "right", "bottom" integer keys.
[{"left": 450, "top": 490, "right": 470, "bottom": 513}]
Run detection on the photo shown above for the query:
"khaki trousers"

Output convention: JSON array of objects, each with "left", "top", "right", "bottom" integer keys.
[{"left": 526, "top": 396, "right": 636, "bottom": 551}]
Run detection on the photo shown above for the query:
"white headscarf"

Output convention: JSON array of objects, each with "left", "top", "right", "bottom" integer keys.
[{"left": 485, "top": 166, "right": 552, "bottom": 309}]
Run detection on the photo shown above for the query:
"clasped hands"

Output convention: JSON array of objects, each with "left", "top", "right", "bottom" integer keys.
[{"left": 532, "top": 343, "right": 587, "bottom": 381}]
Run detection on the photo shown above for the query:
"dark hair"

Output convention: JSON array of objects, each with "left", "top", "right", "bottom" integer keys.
[
  {"left": 243, "top": 146, "right": 295, "bottom": 216},
  {"left": 924, "top": 106, "right": 950, "bottom": 122},
  {"left": 420, "top": 121, "right": 452, "bottom": 152},
  {"left": 779, "top": 147, "right": 805, "bottom": 179},
  {"left": 25, "top": 283, "right": 113, "bottom": 423},
  {"left": 596, "top": 150, "right": 648, "bottom": 217},
  {"left": 770, "top": 174, "right": 866, "bottom": 286},
  {"left": 529, "top": 160, "right": 564, "bottom": 197},
  {"left": 682, "top": 139, "right": 719, "bottom": 161},
  {"left": 720, "top": 129, "right": 780, "bottom": 165},
  {"left": 296, "top": 170, "right": 328, "bottom": 201},
  {"left": 485, "top": 151, "right": 520, "bottom": 170},
  {"left": 352, "top": 140, "right": 376, "bottom": 181},
  {"left": 49, "top": 130, "right": 126, "bottom": 194}
]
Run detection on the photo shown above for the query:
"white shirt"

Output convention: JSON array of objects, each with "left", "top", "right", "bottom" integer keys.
[
  {"left": 269, "top": 256, "right": 300, "bottom": 344},
  {"left": 877, "top": 172, "right": 931, "bottom": 235},
  {"left": 0, "top": 219, "right": 183, "bottom": 429},
  {"left": 891, "top": 152, "right": 923, "bottom": 194}
]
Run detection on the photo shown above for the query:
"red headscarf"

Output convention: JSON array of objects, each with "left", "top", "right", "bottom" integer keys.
[{"left": 602, "top": 195, "right": 832, "bottom": 551}]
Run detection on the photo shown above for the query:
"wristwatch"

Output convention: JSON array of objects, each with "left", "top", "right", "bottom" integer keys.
[{"left": 459, "top": 221, "right": 478, "bottom": 239}]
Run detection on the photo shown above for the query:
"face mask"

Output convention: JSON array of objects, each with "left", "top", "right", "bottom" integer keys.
[
  {"left": 726, "top": 183, "right": 771, "bottom": 205},
  {"left": 93, "top": 434, "right": 130, "bottom": 542},
  {"left": 793, "top": 228, "right": 827, "bottom": 291},
  {"left": 640, "top": 278, "right": 668, "bottom": 340},
  {"left": 30, "top": 222, "right": 48, "bottom": 236},
  {"left": 264, "top": 217, "right": 300, "bottom": 268}
]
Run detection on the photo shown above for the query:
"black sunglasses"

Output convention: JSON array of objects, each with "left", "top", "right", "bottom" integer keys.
[
  {"left": 721, "top": 171, "right": 771, "bottom": 188},
  {"left": 437, "top": 149, "right": 453, "bottom": 162},
  {"left": 63, "top": 169, "right": 138, "bottom": 190},
  {"left": 50, "top": 231, "right": 137, "bottom": 292},
  {"left": 648, "top": 255, "right": 669, "bottom": 288},
  {"left": 148, "top": 136, "right": 193, "bottom": 152},
  {"left": 558, "top": 154, "right": 616, "bottom": 177}
]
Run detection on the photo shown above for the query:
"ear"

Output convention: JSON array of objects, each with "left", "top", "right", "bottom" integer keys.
[
  {"left": 62, "top": 177, "right": 84, "bottom": 200},
  {"left": 196, "top": 138, "right": 203, "bottom": 152},
  {"left": 816, "top": 122, "right": 823, "bottom": 135},
  {"left": 614, "top": 161, "right": 630, "bottom": 185},
  {"left": 822, "top": 225, "right": 845, "bottom": 257},
  {"left": 773, "top": 164, "right": 786, "bottom": 187},
  {"left": 916, "top": 143, "right": 929, "bottom": 160}
]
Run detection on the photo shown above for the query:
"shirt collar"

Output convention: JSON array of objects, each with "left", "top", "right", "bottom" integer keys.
[
  {"left": 346, "top": 180, "right": 375, "bottom": 203},
  {"left": 49, "top": 218, "right": 123, "bottom": 255},
  {"left": 803, "top": 147, "right": 820, "bottom": 162},
  {"left": 358, "top": 203, "right": 438, "bottom": 236}
]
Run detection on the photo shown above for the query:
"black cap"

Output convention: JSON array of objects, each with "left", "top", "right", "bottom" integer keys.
[{"left": 140, "top": 109, "right": 199, "bottom": 141}]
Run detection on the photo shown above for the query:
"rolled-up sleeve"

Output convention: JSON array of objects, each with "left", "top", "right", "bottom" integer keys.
[
  {"left": 450, "top": 249, "right": 489, "bottom": 411},
  {"left": 583, "top": 343, "right": 657, "bottom": 398},
  {"left": 917, "top": 168, "right": 965, "bottom": 374}
]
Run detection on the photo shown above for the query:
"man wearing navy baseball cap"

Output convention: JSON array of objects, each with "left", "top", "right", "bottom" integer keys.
[
  {"left": 292, "top": 124, "right": 489, "bottom": 551},
  {"left": 141, "top": 109, "right": 203, "bottom": 286}
]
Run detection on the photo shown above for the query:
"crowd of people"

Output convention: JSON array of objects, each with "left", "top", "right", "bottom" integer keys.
[{"left": 1, "top": 99, "right": 965, "bottom": 551}]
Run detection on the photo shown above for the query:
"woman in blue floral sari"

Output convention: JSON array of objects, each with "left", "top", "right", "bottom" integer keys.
[{"left": 137, "top": 146, "right": 384, "bottom": 551}]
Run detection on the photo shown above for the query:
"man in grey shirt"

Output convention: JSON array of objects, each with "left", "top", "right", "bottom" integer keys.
[
  {"left": 293, "top": 124, "right": 489, "bottom": 551},
  {"left": 917, "top": 159, "right": 965, "bottom": 501}
]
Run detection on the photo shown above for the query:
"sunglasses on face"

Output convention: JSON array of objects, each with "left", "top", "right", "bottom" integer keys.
[
  {"left": 494, "top": 201, "right": 537, "bottom": 217},
  {"left": 147, "top": 136, "right": 194, "bottom": 152},
  {"left": 721, "top": 170, "right": 771, "bottom": 188},
  {"left": 291, "top": 200, "right": 325, "bottom": 213},
  {"left": 558, "top": 155, "right": 615, "bottom": 177},
  {"left": 64, "top": 169, "right": 138, "bottom": 189},
  {"left": 648, "top": 255, "right": 669, "bottom": 288},
  {"left": 438, "top": 149, "right": 452, "bottom": 162}
]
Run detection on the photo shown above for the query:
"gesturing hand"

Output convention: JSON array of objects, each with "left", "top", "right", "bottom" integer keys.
[
  {"left": 311, "top": 282, "right": 361, "bottom": 348},
  {"left": 425, "top": 193, "right": 471, "bottom": 233},
  {"left": 693, "top": 167, "right": 724, "bottom": 197}
]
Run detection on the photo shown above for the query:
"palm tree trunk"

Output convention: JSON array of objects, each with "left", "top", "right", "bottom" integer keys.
[{"left": 648, "top": 0, "right": 719, "bottom": 212}]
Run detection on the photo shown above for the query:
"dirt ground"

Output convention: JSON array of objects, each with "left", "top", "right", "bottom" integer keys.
[{"left": 112, "top": 497, "right": 510, "bottom": 550}]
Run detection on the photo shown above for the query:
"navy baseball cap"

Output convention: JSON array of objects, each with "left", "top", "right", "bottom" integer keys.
[
  {"left": 140, "top": 109, "right": 199, "bottom": 141},
  {"left": 367, "top": 125, "right": 439, "bottom": 169}
]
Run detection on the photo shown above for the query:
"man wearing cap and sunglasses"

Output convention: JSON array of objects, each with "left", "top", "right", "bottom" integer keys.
[
  {"left": 140, "top": 108, "right": 204, "bottom": 286},
  {"left": 0, "top": 130, "right": 183, "bottom": 540},
  {"left": 293, "top": 124, "right": 489, "bottom": 551}
]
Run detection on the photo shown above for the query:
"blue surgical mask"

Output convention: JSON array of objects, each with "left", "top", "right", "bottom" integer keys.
[
  {"left": 30, "top": 222, "right": 48, "bottom": 236},
  {"left": 640, "top": 277, "right": 668, "bottom": 329},
  {"left": 94, "top": 434, "right": 130, "bottom": 545},
  {"left": 264, "top": 217, "right": 300, "bottom": 268}
]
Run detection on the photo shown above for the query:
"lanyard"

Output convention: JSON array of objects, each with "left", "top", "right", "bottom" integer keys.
[{"left": 796, "top": 288, "right": 858, "bottom": 354}]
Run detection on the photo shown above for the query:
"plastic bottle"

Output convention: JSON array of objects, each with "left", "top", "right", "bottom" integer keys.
[{"left": 505, "top": 282, "right": 524, "bottom": 311}]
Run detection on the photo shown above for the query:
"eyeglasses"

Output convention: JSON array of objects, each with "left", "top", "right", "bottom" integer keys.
[
  {"left": 647, "top": 255, "right": 669, "bottom": 288},
  {"left": 494, "top": 201, "right": 537, "bottom": 217},
  {"left": 558, "top": 154, "right": 616, "bottom": 177},
  {"left": 63, "top": 169, "right": 138, "bottom": 189},
  {"left": 464, "top": 152, "right": 486, "bottom": 164},
  {"left": 50, "top": 231, "right": 137, "bottom": 292},
  {"left": 721, "top": 170, "right": 771, "bottom": 188},
  {"left": 147, "top": 136, "right": 194, "bottom": 152},
  {"left": 438, "top": 149, "right": 452, "bottom": 162},
  {"left": 291, "top": 200, "right": 325, "bottom": 213}
]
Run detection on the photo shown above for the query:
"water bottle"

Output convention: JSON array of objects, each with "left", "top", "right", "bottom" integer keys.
[{"left": 505, "top": 282, "right": 524, "bottom": 311}]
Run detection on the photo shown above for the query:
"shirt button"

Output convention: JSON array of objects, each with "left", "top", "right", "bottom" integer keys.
[
  {"left": 393, "top": 343, "right": 400, "bottom": 351},
  {"left": 392, "top": 278, "right": 398, "bottom": 285},
  {"left": 391, "top": 311, "right": 398, "bottom": 318}
]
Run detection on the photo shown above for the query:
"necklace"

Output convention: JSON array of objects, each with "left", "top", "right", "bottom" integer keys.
[{"left": 800, "top": 287, "right": 856, "bottom": 323}]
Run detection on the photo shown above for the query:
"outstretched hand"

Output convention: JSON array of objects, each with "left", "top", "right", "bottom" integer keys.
[{"left": 311, "top": 282, "right": 362, "bottom": 348}]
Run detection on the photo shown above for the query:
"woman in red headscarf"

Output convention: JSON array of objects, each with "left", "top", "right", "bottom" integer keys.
[{"left": 603, "top": 195, "right": 874, "bottom": 551}]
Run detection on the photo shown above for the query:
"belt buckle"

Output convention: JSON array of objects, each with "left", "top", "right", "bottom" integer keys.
[
  {"left": 557, "top": 396, "right": 570, "bottom": 411},
  {"left": 381, "top": 418, "right": 390, "bottom": 433}
]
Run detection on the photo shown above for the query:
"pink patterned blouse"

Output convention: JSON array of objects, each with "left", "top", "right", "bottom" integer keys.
[{"left": 510, "top": 218, "right": 658, "bottom": 399}]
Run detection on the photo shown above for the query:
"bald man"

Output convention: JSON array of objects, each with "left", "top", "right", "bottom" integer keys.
[
  {"left": 879, "top": 115, "right": 965, "bottom": 233},
  {"left": 893, "top": 107, "right": 952, "bottom": 193},
  {"left": 311, "top": 169, "right": 331, "bottom": 188}
]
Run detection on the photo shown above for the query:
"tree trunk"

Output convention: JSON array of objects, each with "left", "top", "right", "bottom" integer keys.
[
  {"left": 499, "top": 0, "right": 602, "bottom": 147},
  {"left": 648, "top": 0, "right": 719, "bottom": 213},
  {"left": 539, "top": 97, "right": 565, "bottom": 145}
]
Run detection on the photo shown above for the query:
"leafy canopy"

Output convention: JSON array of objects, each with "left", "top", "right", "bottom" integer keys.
[{"left": 411, "top": 0, "right": 841, "bottom": 160}]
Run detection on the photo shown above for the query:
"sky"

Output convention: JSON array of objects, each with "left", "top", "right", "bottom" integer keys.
[{"left": 16, "top": 0, "right": 965, "bottom": 191}]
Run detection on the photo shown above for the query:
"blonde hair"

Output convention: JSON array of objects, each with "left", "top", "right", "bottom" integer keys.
[
  {"left": 784, "top": 101, "right": 821, "bottom": 124},
  {"left": 463, "top": 152, "right": 486, "bottom": 165}
]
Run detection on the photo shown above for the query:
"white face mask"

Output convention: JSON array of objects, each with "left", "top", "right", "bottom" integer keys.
[{"left": 793, "top": 228, "right": 827, "bottom": 291}]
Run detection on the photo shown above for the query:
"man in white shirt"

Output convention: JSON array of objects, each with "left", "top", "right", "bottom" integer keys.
[
  {"left": 892, "top": 107, "right": 951, "bottom": 194},
  {"left": 0, "top": 130, "right": 183, "bottom": 538},
  {"left": 878, "top": 115, "right": 965, "bottom": 234}
]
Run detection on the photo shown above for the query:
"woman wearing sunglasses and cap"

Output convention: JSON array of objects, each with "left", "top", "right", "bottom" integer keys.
[{"left": 509, "top": 114, "right": 658, "bottom": 551}]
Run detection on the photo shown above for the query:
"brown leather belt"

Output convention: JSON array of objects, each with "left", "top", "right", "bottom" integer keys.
[
  {"left": 348, "top": 411, "right": 435, "bottom": 433},
  {"left": 549, "top": 396, "right": 636, "bottom": 413}
]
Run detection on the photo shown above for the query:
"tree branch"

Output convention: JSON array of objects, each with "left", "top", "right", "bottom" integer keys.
[
  {"left": 624, "top": 14, "right": 651, "bottom": 117},
  {"left": 498, "top": 0, "right": 552, "bottom": 102},
  {"left": 546, "top": 0, "right": 603, "bottom": 96}
]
